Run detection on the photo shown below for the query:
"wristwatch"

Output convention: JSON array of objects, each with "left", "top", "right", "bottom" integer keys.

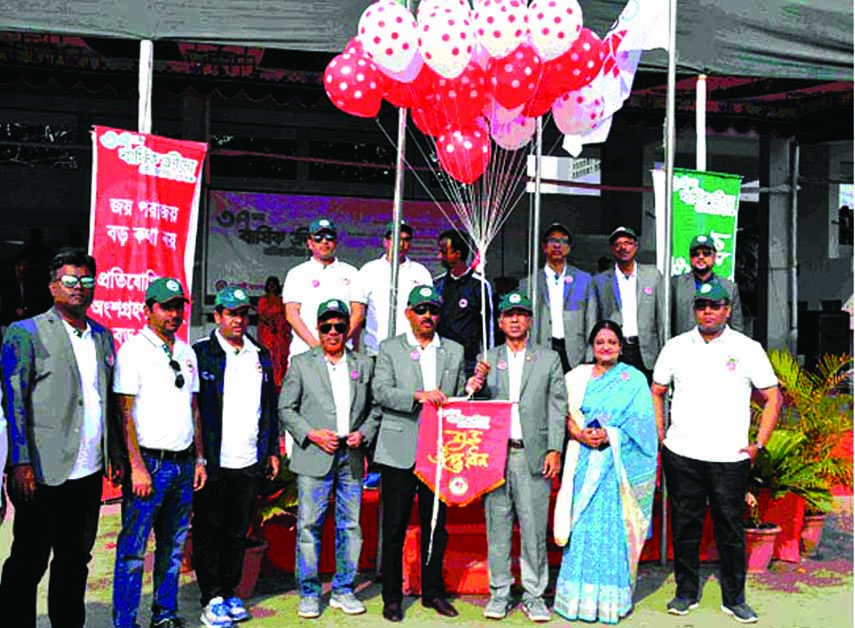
[{"left": 196, "top": 456, "right": 207, "bottom": 466}]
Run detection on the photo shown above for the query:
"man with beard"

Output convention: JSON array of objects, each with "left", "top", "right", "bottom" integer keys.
[
  {"left": 671, "top": 233, "right": 743, "bottom": 335},
  {"left": 435, "top": 229, "right": 493, "bottom": 375},
  {"left": 0, "top": 248, "right": 125, "bottom": 628},
  {"left": 592, "top": 226, "right": 664, "bottom": 381},
  {"left": 372, "top": 285, "right": 466, "bottom": 622},
  {"left": 112, "top": 278, "right": 207, "bottom": 628},
  {"left": 652, "top": 280, "right": 781, "bottom": 624}
]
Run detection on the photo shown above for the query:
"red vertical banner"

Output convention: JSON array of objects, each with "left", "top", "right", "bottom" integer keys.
[{"left": 88, "top": 126, "right": 208, "bottom": 346}]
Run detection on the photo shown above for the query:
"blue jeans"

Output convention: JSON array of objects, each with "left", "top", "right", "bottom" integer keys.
[
  {"left": 296, "top": 449, "right": 362, "bottom": 598},
  {"left": 113, "top": 454, "right": 194, "bottom": 627}
]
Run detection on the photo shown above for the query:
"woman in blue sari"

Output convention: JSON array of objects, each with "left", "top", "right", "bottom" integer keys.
[{"left": 553, "top": 320, "right": 658, "bottom": 624}]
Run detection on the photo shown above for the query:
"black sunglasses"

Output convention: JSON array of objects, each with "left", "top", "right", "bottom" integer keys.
[
  {"left": 58, "top": 274, "right": 96, "bottom": 289},
  {"left": 168, "top": 359, "right": 185, "bottom": 389},
  {"left": 690, "top": 248, "right": 714, "bottom": 258},
  {"left": 311, "top": 233, "right": 337, "bottom": 243},
  {"left": 319, "top": 322, "right": 348, "bottom": 335},
  {"left": 412, "top": 304, "right": 440, "bottom": 316},
  {"left": 693, "top": 300, "right": 727, "bottom": 311}
]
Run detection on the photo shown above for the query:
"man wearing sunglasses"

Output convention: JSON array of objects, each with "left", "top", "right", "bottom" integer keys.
[
  {"left": 282, "top": 218, "right": 365, "bottom": 359},
  {"left": 280, "top": 298, "right": 380, "bottom": 620},
  {"left": 671, "top": 233, "right": 744, "bottom": 336},
  {"left": 372, "top": 285, "right": 466, "bottom": 622},
  {"left": 652, "top": 280, "right": 781, "bottom": 624},
  {"left": 112, "top": 277, "right": 206, "bottom": 628},
  {"left": 191, "top": 286, "right": 280, "bottom": 627},
  {"left": 0, "top": 248, "right": 126, "bottom": 628}
]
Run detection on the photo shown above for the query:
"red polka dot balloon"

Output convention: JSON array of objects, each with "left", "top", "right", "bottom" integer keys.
[
  {"left": 436, "top": 123, "right": 492, "bottom": 184},
  {"left": 358, "top": 0, "right": 418, "bottom": 74},
  {"left": 528, "top": 0, "right": 583, "bottom": 62},
  {"left": 551, "top": 80, "right": 606, "bottom": 136},
  {"left": 324, "top": 52, "right": 384, "bottom": 119},
  {"left": 560, "top": 27, "right": 606, "bottom": 92},
  {"left": 434, "top": 61, "right": 489, "bottom": 127},
  {"left": 472, "top": 0, "right": 529, "bottom": 59},
  {"left": 418, "top": 3, "right": 475, "bottom": 79},
  {"left": 487, "top": 42, "right": 543, "bottom": 109}
]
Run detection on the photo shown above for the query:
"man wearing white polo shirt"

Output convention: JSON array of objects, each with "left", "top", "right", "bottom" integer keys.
[
  {"left": 652, "top": 280, "right": 781, "bottom": 625},
  {"left": 283, "top": 218, "right": 365, "bottom": 356},
  {"left": 112, "top": 278, "right": 207, "bottom": 628}
]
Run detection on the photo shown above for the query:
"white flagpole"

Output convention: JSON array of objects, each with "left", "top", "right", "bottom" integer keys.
[
  {"left": 695, "top": 74, "right": 707, "bottom": 171},
  {"left": 138, "top": 40, "right": 153, "bottom": 134}
]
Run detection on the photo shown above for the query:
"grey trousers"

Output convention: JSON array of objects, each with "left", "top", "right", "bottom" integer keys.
[{"left": 483, "top": 448, "right": 551, "bottom": 602}]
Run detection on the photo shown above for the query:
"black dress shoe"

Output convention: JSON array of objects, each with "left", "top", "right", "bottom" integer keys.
[
  {"left": 423, "top": 597, "right": 459, "bottom": 617},
  {"left": 383, "top": 602, "right": 404, "bottom": 622}
]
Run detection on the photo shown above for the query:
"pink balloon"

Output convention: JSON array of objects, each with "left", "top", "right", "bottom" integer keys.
[
  {"left": 551, "top": 80, "right": 606, "bottom": 136},
  {"left": 377, "top": 50, "right": 424, "bottom": 83},
  {"left": 487, "top": 42, "right": 543, "bottom": 109},
  {"left": 324, "top": 52, "right": 384, "bottom": 118},
  {"left": 483, "top": 101, "right": 524, "bottom": 124},
  {"left": 490, "top": 113, "right": 536, "bottom": 151},
  {"left": 436, "top": 123, "right": 492, "bottom": 184}
]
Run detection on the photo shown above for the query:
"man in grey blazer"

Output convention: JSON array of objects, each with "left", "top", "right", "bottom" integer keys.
[
  {"left": 469, "top": 290, "right": 566, "bottom": 622},
  {"left": 521, "top": 223, "right": 596, "bottom": 373},
  {"left": 592, "top": 226, "right": 664, "bottom": 381},
  {"left": 372, "top": 285, "right": 466, "bottom": 622},
  {"left": 672, "top": 233, "right": 744, "bottom": 335},
  {"left": 280, "top": 298, "right": 380, "bottom": 620},
  {"left": 0, "top": 248, "right": 125, "bottom": 628}
]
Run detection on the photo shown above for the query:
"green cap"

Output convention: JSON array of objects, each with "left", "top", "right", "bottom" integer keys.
[
  {"left": 145, "top": 277, "right": 189, "bottom": 304},
  {"left": 407, "top": 285, "right": 442, "bottom": 308},
  {"left": 694, "top": 280, "right": 730, "bottom": 303},
  {"left": 498, "top": 290, "right": 533, "bottom": 314},
  {"left": 309, "top": 218, "right": 337, "bottom": 235},
  {"left": 689, "top": 233, "right": 716, "bottom": 252},
  {"left": 317, "top": 298, "right": 350, "bottom": 321},
  {"left": 215, "top": 286, "right": 253, "bottom": 310},
  {"left": 609, "top": 226, "right": 638, "bottom": 244},
  {"left": 384, "top": 220, "right": 414, "bottom": 237}
]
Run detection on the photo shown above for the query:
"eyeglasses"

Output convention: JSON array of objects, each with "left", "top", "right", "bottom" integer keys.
[
  {"left": 690, "top": 248, "right": 714, "bottom": 258},
  {"left": 311, "top": 233, "right": 337, "bottom": 243},
  {"left": 319, "top": 322, "right": 348, "bottom": 335},
  {"left": 693, "top": 300, "right": 727, "bottom": 311},
  {"left": 386, "top": 234, "right": 412, "bottom": 243},
  {"left": 168, "top": 359, "right": 185, "bottom": 389},
  {"left": 547, "top": 237, "right": 570, "bottom": 246},
  {"left": 58, "top": 274, "right": 95, "bottom": 289},
  {"left": 412, "top": 304, "right": 440, "bottom": 316}
]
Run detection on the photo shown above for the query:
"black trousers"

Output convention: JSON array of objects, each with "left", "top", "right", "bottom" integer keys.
[
  {"left": 619, "top": 339, "right": 652, "bottom": 383},
  {"left": 192, "top": 464, "right": 260, "bottom": 605},
  {"left": 0, "top": 472, "right": 102, "bottom": 628},
  {"left": 379, "top": 464, "right": 448, "bottom": 605},
  {"left": 662, "top": 447, "right": 751, "bottom": 606}
]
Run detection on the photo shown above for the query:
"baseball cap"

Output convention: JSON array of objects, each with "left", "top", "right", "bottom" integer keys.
[
  {"left": 317, "top": 298, "right": 350, "bottom": 321},
  {"left": 609, "top": 226, "right": 638, "bottom": 244},
  {"left": 541, "top": 223, "right": 573, "bottom": 245},
  {"left": 689, "top": 233, "right": 716, "bottom": 252},
  {"left": 694, "top": 280, "right": 730, "bottom": 303},
  {"left": 407, "top": 285, "right": 442, "bottom": 308},
  {"left": 309, "top": 218, "right": 337, "bottom": 235},
  {"left": 145, "top": 277, "right": 189, "bottom": 304},
  {"left": 498, "top": 290, "right": 533, "bottom": 314},
  {"left": 384, "top": 220, "right": 414, "bottom": 237},
  {"left": 215, "top": 286, "right": 253, "bottom": 310}
]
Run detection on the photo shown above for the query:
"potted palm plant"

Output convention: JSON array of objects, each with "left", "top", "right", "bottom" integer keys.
[
  {"left": 250, "top": 457, "right": 299, "bottom": 576},
  {"left": 743, "top": 492, "right": 781, "bottom": 573}
]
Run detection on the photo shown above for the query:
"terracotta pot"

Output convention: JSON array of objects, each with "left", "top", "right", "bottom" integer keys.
[
  {"left": 745, "top": 525, "right": 781, "bottom": 573},
  {"left": 800, "top": 514, "right": 826, "bottom": 556},
  {"left": 235, "top": 538, "right": 269, "bottom": 599},
  {"left": 757, "top": 491, "right": 805, "bottom": 563}
]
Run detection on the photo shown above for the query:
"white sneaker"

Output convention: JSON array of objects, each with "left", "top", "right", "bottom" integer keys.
[
  {"left": 329, "top": 592, "right": 366, "bottom": 615},
  {"left": 297, "top": 596, "right": 321, "bottom": 619},
  {"left": 201, "top": 597, "right": 233, "bottom": 627}
]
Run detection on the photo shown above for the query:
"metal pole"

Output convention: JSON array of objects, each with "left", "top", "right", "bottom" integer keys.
[
  {"left": 660, "top": 0, "right": 678, "bottom": 567},
  {"left": 789, "top": 141, "right": 800, "bottom": 353},
  {"left": 387, "top": 106, "right": 408, "bottom": 340},
  {"left": 138, "top": 40, "right": 153, "bottom": 133},
  {"left": 695, "top": 74, "right": 707, "bottom": 171},
  {"left": 530, "top": 118, "right": 543, "bottom": 317}
]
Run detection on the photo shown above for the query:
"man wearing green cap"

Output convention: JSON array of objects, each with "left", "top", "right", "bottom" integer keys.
[
  {"left": 280, "top": 298, "right": 380, "bottom": 619},
  {"left": 191, "top": 286, "right": 281, "bottom": 626},
  {"left": 356, "top": 220, "right": 433, "bottom": 357},
  {"left": 467, "top": 290, "right": 566, "bottom": 622},
  {"left": 672, "top": 233, "right": 743, "bottom": 335},
  {"left": 372, "top": 285, "right": 466, "bottom": 622},
  {"left": 282, "top": 217, "right": 365, "bottom": 358},
  {"left": 113, "top": 277, "right": 206, "bottom": 628},
  {"left": 652, "top": 280, "right": 781, "bottom": 624}
]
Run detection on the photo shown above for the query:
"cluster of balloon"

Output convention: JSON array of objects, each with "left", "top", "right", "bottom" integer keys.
[{"left": 324, "top": 0, "right": 608, "bottom": 184}]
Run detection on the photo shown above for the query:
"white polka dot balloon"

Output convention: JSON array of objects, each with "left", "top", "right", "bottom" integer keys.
[
  {"left": 418, "top": 3, "right": 475, "bottom": 79},
  {"left": 528, "top": 0, "right": 583, "bottom": 62},
  {"left": 358, "top": 0, "right": 418, "bottom": 74},
  {"left": 551, "top": 78, "right": 606, "bottom": 136},
  {"left": 472, "top": 0, "right": 529, "bottom": 59}
]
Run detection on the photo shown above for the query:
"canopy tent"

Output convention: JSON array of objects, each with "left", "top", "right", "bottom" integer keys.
[{"left": 0, "top": 0, "right": 851, "bottom": 80}]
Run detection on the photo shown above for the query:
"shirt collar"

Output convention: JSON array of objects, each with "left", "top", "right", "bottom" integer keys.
[
  {"left": 61, "top": 318, "right": 90, "bottom": 339},
  {"left": 406, "top": 329, "right": 440, "bottom": 349},
  {"left": 691, "top": 325, "right": 731, "bottom": 344},
  {"left": 615, "top": 262, "right": 637, "bottom": 279},
  {"left": 544, "top": 264, "right": 567, "bottom": 280},
  {"left": 215, "top": 329, "right": 257, "bottom": 355},
  {"left": 309, "top": 256, "right": 338, "bottom": 270}
]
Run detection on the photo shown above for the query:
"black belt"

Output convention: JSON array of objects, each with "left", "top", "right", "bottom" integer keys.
[
  {"left": 508, "top": 439, "right": 525, "bottom": 449},
  {"left": 624, "top": 336, "right": 639, "bottom": 344},
  {"left": 140, "top": 446, "right": 194, "bottom": 462}
]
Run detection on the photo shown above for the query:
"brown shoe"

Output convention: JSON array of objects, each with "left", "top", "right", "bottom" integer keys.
[
  {"left": 382, "top": 602, "right": 403, "bottom": 622},
  {"left": 422, "top": 597, "right": 459, "bottom": 617}
]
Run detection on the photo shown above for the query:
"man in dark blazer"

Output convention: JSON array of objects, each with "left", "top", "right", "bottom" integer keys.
[
  {"left": 372, "top": 285, "right": 466, "bottom": 622},
  {"left": 521, "top": 223, "right": 596, "bottom": 373},
  {"left": 592, "top": 226, "right": 664, "bottom": 380},
  {"left": 469, "top": 290, "right": 566, "bottom": 622},
  {"left": 280, "top": 298, "right": 380, "bottom": 620},
  {"left": 0, "top": 248, "right": 125, "bottom": 628},
  {"left": 671, "top": 233, "right": 744, "bottom": 335}
]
